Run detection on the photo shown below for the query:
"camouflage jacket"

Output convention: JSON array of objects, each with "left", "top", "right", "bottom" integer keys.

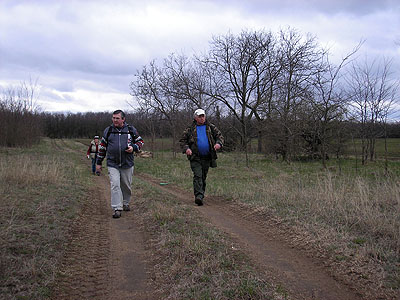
[{"left": 179, "top": 120, "right": 224, "bottom": 161}]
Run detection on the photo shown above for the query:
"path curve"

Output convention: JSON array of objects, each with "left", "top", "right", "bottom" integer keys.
[
  {"left": 50, "top": 139, "right": 382, "bottom": 299},
  {"left": 138, "top": 173, "right": 365, "bottom": 300}
]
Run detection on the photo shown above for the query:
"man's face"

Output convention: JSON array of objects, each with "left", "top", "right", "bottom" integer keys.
[
  {"left": 194, "top": 114, "right": 206, "bottom": 125},
  {"left": 112, "top": 113, "right": 125, "bottom": 128}
]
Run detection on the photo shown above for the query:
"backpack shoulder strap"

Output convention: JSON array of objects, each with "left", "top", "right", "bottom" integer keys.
[
  {"left": 128, "top": 125, "right": 136, "bottom": 137},
  {"left": 106, "top": 125, "right": 136, "bottom": 142},
  {"left": 105, "top": 125, "right": 113, "bottom": 143}
]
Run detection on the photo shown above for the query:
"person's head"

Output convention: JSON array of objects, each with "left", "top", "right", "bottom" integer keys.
[
  {"left": 193, "top": 108, "right": 206, "bottom": 125},
  {"left": 112, "top": 110, "right": 125, "bottom": 128},
  {"left": 94, "top": 135, "right": 99, "bottom": 142}
]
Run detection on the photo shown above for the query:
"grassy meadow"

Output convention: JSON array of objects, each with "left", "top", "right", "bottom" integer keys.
[
  {"left": 0, "top": 138, "right": 286, "bottom": 300},
  {"left": 0, "top": 139, "right": 92, "bottom": 300},
  {"left": 136, "top": 137, "right": 400, "bottom": 293},
  {"left": 1, "top": 136, "right": 399, "bottom": 299},
  {"left": 341, "top": 137, "right": 400, "bottom": 160}
]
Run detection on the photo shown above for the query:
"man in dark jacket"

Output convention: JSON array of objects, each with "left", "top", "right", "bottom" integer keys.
[
  {"left": 96, "top": 110, "right": 144, "bottom": 218},
  {"left": 179, "top": 108, "right": 224, "bottom": 206}
]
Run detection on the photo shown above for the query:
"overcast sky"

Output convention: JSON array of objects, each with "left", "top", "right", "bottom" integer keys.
[{"left": 1, "top": 0, "right": 399, "bottom": 113}]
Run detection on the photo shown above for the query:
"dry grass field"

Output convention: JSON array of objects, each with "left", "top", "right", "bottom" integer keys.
[
  {"left": 135, "top": 138, "right": 400, "bottom": 297},
  {"left": 1, "top": 137, "right": 399, "bottom": 299},
  {"left": 0, "top": 139, "right": 90, "bottom": 299}
]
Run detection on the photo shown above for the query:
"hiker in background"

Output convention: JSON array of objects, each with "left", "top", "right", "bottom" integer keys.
[
  {"left": 179, "top": 108, "right": 224, "bottom": 206},
  {"left": 86, "top": 135, "right": 100, "bottom": 175},
  {"left": 96, "top": 110, "right": 144, "bottom": 218}
]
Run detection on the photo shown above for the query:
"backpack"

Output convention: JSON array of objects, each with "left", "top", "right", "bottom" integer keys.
[{"left": 105, "top": 124, "right": 136, "bottom": 144}]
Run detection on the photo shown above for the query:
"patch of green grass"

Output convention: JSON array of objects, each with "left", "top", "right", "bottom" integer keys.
[
  {"left": 343, "top": 138, "right": 400, "bottom": 159},
  {"left": 352, "top": 237, "right": 367, "bottom": 245},
  {"left": 275, "top": 284, "right": 289, "bottom": 298}
]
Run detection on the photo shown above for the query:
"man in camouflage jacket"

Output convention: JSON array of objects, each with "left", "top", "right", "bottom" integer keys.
[{"left": 179, "top": 108, "right": 224, "bottom": 206}]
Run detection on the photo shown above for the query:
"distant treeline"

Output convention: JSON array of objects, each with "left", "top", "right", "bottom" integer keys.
[{"left": 1, "top": 104, "right": 400, "bottom": 159}]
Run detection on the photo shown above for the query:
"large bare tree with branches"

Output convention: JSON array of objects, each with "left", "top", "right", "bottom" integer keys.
[
  {"left": 270, "top": 28, "right": 324, "bottom": 162},
  {"left": 201, "top": 30, "right": 280, "bottom": 165},
  {"left": 130, "top": 59, "right": 186, "bottom": 157}
]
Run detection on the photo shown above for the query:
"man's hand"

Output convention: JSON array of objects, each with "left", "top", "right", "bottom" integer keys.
[
  {"left": 87, "top": 155, "right": 90, "bottom": 159},
  {"left": 186, "top": 148, "right": 192, "bottom": 156},
  {"left": 214, "top": 143, "right": 221, "bottom": 151},
  {"left": 96, "top": 165, "right": 102, "bottom": 175},
  {"left": 125, "top": 145, "right": 134, "bottom": 153}
]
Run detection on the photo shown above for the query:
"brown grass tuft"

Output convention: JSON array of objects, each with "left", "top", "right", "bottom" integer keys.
[{"left": 0, "top": 155, "right": 63, "bottom": 186}]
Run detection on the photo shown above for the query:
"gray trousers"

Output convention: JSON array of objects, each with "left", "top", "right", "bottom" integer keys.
[{"left": 108, "top": 166, "right": 134, "bottom": 210}]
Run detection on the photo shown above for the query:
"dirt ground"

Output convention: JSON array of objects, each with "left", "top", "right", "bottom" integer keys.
[
  {"left": 50, "top": 172, "right": 159, "bottom": 300},
  {"left": 50, "top": 167, "right": 390, "bottom": 300}
]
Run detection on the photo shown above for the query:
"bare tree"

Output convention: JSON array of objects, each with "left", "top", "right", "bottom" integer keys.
[
  {"left": 271, "top": 28, "right": 324, "bottom": 162},
  {"left": 163, "top": 53, "right": 215, "bottom": 111},
  {"left": 130, "top": 60, "right": 186, "bottom": 157},
  {"left": 126, "top": 106, "right": 160, "bottom": 156},
  {"left": 346, "top": 57, "right": 399, "bottom": 164},
  {"left": 306, "top": 43, "right": 362, "bottom": 167},
  {"left": 248, "top": 31, "right": 281, "bottom": 153},
  {"left": 202, "top": 30, "right": 279, "bottom": 166}
]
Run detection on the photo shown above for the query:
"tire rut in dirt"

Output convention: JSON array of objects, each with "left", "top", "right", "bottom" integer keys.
[
  {"left": 51, "top": 188, "right": 111, "bottom": 300},
  {"left": 108, "top": 212, "right": 159, "bottom": 300}
]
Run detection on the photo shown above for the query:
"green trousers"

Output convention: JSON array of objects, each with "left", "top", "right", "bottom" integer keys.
[{"left": 190, "top": 157, "right": 211, "bottom": 200}]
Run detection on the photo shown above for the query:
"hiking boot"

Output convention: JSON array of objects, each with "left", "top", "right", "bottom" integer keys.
[
  {"left": 195, "top": 198, "right": 203, "bottom": 206},
  {"left": 113, "top": 210, "right": 121, "bottom": 218},
  {"left": 123, "top": 204, "right": 130, "bottom": 211}
]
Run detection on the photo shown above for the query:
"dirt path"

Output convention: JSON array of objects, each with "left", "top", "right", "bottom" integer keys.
[
  {"left": 138, "top": 173, "right": 365, "bottom": 300},
  {"left": 50, "top": 174, "right": 111, "bottom": 299},
  {"left": 50, "top": 139, "right": 369, "bottom": 299},
  {"left": 52, "top": 170, "right": 365, "bottom": 300},
  {"left": 107, "top": 178, "right": 158, "bottom": 300},
  {"left": 52, "top": 173, "right": 159, "bottom": 300},
  {"left": 51, "top": 155, "right": 158, "bottom": 299}
]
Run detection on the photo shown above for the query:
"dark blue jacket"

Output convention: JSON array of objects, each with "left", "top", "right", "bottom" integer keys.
[{"left": 96, "top": 123, "right": 144, "bottom": 169}]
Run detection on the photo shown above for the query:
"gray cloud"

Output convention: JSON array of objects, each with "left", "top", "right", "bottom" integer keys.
[
  {"left": 0, "top": 0, "right": 398, "bottom": 113},
  {"left": 228, "top": 0, "right": 399, "bottom": 16}
]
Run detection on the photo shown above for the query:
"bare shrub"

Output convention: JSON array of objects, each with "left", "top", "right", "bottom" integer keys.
[{"left": 0, "top": 80, "right": 43, "bottom": 147}]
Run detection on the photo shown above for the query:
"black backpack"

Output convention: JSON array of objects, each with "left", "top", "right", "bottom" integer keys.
[{"left": 105, "top": 124, "right": 136, "bottom": 144}]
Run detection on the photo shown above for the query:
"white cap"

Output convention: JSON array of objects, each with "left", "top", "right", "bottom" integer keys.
[{"left": 194, "top": 108, "right": 205, "bottom": 118}]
